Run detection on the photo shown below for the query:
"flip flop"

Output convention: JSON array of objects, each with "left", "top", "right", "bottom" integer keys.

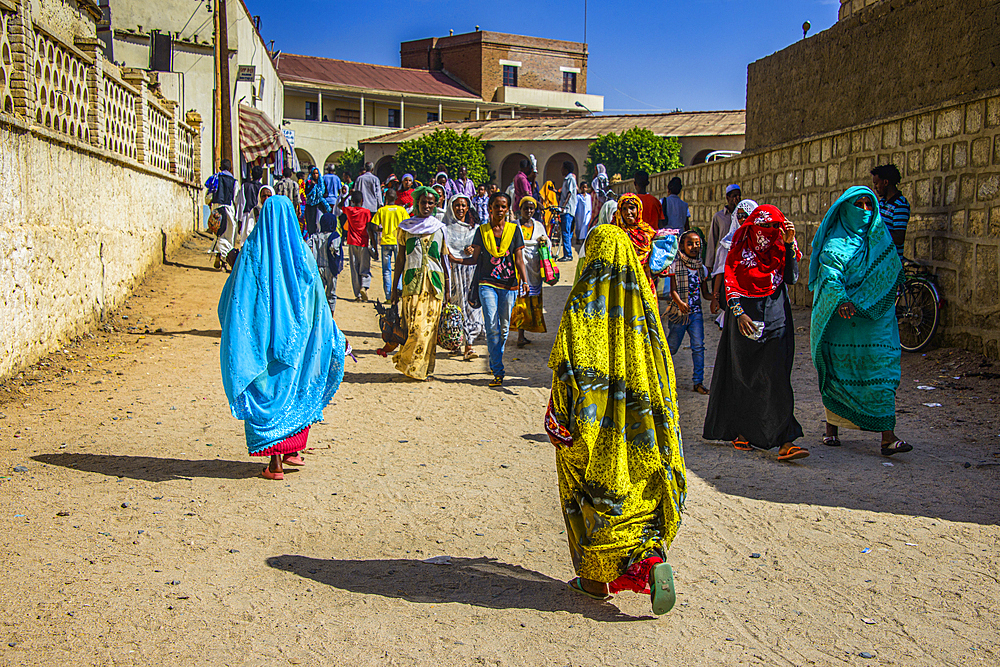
[
  {"left": 881, "top": 440, "right": 913, "bottom": 456},
  {"left": 568, "top": 577, "right": 611, "bottom": 601},
  {"left": 261, "top": 467, "right": 284, "bottom": 480},
  {"left": 463, "top": 350, "right": 478, "bottom": 361},
  {"left": 777, "top": 445, "right": 810, "bottom": 461},
  {"left": 649, "top": 562, "right": 676, "bottom": 615},
  {"left": 822, "top": 436, "right": 842, "bottom": 447},
  {"left": 733, "top": 439, "right": 752, "bottom": 451},
  {"left": 282, "top": 454, "right": 305, "bottom": 466}
]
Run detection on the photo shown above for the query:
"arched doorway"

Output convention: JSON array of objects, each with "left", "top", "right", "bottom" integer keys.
[
  {"left": 375, "top": 156, "right": 395, "bottom": 183},
  {"left": 295, "top": 148, "right": 316, "bottom": 171},
  {"left": 499, "top": 152, "right": 528, "bottom": 192},
  {"left": 544, "top": 153, "right": 578, "bottom": 189},
  {"left": 324, "top": 150, "right": 345, "bottom": 168}
]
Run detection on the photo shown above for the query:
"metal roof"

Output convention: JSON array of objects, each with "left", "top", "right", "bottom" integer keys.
[
  {"left": 276, "top": 53, "right": 479, "bottom": 100},
  {"left": 360, "top": 111, "right": 746, "bottom": 144}
]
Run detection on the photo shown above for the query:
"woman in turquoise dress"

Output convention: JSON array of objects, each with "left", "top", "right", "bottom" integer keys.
[
  {"left": 809, "top": 186, "right": 911, "bottom": 456},
  {"left": 219, "top": 195, "right": 346, "bottom": 480}
]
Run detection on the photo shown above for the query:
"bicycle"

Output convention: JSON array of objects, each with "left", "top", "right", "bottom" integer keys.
[{"left": 895, "top": 258, "right": 942, "bottom": 352}]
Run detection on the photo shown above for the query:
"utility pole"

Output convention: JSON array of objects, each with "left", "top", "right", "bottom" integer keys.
[
  {"left": 218, "top": 0, "right": 233, "bottom": 167},
  {"left": 213, "top": 0, "right": 221, "bottom": 168}
]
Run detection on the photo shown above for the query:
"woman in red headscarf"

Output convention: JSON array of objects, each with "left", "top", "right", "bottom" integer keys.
[{"left": 702, "top": 204, "right": 809, "bottom": 462}]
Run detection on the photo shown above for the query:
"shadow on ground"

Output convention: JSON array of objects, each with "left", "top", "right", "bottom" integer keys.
[
  {"left": 266, "top": 554, "right": 651, "bottom": 622},
  {"left": 149, "top": 329, "right": 222, "bottom": 338},
  {"left": 32, "top": 453, "right": 263, "bottom": 482}
]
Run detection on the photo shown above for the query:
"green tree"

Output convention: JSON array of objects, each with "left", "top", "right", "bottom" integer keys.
[
  {"left": 584, "top": 128, "right": 682, "bottom": 182},
  {"left": 393, "top": 129, "right": 490, "bottom": 186},
  {"left": 338, "top": 147, "right": 364, "bottom": 180}
]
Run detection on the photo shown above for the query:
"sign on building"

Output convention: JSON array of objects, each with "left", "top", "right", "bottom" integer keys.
[{"left": 236, "top": 65, "right": 256, "bottom": 83}]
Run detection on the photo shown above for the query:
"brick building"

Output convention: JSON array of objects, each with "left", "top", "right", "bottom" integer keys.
[{"left": 400, "top": 30, "right": 603, "bottom": 116}]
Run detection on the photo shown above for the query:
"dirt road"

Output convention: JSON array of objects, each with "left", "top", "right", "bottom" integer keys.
[{"left": 1, "top": 236, "right": 998, "bottom": 666}]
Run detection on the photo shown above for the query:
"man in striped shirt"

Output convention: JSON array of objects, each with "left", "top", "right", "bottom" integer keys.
[{"left": 871, "top": 164, "right": 910, "bottom": 260}]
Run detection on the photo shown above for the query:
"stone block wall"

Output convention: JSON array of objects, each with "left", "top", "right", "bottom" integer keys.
[
  {"left": 615, "top": 91, "right": 1000, "bottom": 359},
  {"left": 0, "top": 0, "right": 201, "bottom": 379},
  {"left": 746, "top": 0, "right": 1000, "bottom": 150}
]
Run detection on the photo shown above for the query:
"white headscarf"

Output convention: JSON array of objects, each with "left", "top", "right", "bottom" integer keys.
[
  {"left": 592, "top": 164, "right": 609, "bottom": 194},
  {"left": 441, "top": 193, "right": 476, "bottom": 256},
  {"left": 712, "top": 198, "right": 759, "bottom": 276},
  {"left": 596, "top": 199, "right": 618, "bottom": 227}
]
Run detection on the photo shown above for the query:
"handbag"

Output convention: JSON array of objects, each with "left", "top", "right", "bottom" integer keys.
[
  {"left": 467, "top": 261, "right": 483, "bottom": 309},
  {"left": 373, "top": 301, "right": 408, "bottom": 345},
  {"left": 538, "top": 244, "right": 559, "bottom": 286},
  {"left": 437, "top": 303, "right": 464, "bottom": 351},
  {"left": 206, "top": 209, "right": 222, "bottom": 235},
  {"left": 510, "top": 296, "right": 530, "bottom": 330}
]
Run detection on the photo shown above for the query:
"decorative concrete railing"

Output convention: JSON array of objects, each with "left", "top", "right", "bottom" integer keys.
[{"left": 0, "top": 0, "right": 201, "bottom": 184}]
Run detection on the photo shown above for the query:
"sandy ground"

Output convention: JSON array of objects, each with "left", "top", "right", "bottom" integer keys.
[{"left": 1, "top": 235, "right": 998, "bottom": 666}]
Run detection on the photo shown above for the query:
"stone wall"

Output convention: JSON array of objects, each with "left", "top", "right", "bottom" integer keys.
[
  {"left": 0, "top": 0, "right": 201, "bottom": 379},
  {"left": 615, "top": 91, "right": 1000, "bottom": 359},
  {"left": 746, "top": 0, "right": 1000, "bottom": 150},
  {"left": 0, "top": 118, "right": 198, "bottom": 378}
]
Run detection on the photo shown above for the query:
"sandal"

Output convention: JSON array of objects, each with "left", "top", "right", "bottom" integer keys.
[
  {"left": 282, "top": 454, "right": 305, "bottom": 466},
  {"left": 516, "top": 338, "right": 531, "bottom": 348},
  {"left": 568, "top": 577, "right": 611, "bottom": 601},
  {"left": 375, "top": 347, "right": 388, "bottom": 358},
  {"left": 733, "top": 438, "right": 752, "bottom": 451},
  {"left": 777, "top": 445, "right": 810, "bottom": 461},
  {"left": 463, "top": 349, "right": 478, "bottom": 361},
  {"left": 693, "top": 384, "right": 709, "bottom": 395},
  {"left": 261, "top": 467, "right": 284, "bottom": 480},
  {"left": 881, "top": 440, "right": 913, "bottom": 456},
  {"left": 488, "top": 375, "right": 504, "bottom": 388},
  {"left": 649, "top": 562, "right": 676, "bottom": 615},
  {"left": 822, "top": 436, "right": 842, "bottom": 447}
]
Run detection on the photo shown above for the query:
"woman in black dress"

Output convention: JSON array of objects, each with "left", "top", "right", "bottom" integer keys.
[{"left": 703, "top": 204, "right": 808, "bottom": 462}]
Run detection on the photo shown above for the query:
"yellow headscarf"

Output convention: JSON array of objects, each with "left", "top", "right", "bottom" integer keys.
[{"left": 540, "top": 180, "right": 560, "bottom": 230}]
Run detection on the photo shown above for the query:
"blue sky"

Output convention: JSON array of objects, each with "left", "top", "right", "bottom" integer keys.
[{"left": 245, "top": 0, "right": 839, "bottom": 113}]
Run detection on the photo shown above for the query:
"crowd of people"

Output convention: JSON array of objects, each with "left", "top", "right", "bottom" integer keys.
[{"left": 210, "top": 151, "right": 914, "bottom": 614}]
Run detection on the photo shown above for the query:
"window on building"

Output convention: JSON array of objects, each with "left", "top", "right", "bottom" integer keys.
[
  {"left": 387, "top": 109, "right": 401, "bottom": 128},
  {"left": 562, "top": 72, "right": 577, "bottom": 93},
  {"left": 334, "top": 108, "right": 360, "bottom": 124},
  {"left": 502, "top": 64, "right": 518, "bottom": 87},
  {"left": 426, "top": 111, "right": 439, "bottom": 122},
  {"left": 305, "top": 100, "right": 318, "bottom": 121}
]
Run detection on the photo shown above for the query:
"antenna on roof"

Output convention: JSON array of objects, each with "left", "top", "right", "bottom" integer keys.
[
  {"left": 475, "top": 25, "right": 480, "bottom": 32},
  {"left": 449, "top": 29, "right": 454, "bottom": 36}
]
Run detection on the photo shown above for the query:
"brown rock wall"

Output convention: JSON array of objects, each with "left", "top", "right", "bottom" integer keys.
[{"left": 616, "top": 92, "right": 1000, "bottom": 359}]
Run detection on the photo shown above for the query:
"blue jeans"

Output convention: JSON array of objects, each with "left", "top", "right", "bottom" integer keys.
[
  {"left": 381, "top": 244, "right": 396, "bottom": 300},
  {"left": 478, "top": 284, "right": 516, "bottom": 378},
  {"left": 667, "top": 311, "right": 705, "bottom": 386},
  {"left": 560, "top": 213, "right": 575, "bottom": 258}
]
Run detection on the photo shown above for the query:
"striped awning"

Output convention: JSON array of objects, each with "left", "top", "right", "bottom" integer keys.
[{"left": 238, "top": 104, "right": 291, "bottom": 162}]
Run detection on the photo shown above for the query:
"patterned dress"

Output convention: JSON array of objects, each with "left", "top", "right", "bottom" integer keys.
[
  {"left": 545, "top": 224, "right": 686, "bottom": 585},
  {"left": 393, "top": 228, "right": 446, "bottom": 380}
]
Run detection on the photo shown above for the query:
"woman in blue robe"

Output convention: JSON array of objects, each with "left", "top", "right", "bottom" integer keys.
[{"left": 219, "top": 194, "right": 346, "bottom": 480}]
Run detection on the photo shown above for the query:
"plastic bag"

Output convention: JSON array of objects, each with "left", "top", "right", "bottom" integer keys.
[
  {"left": 649, "top": 229, "right": 680, "bottom": 275},
  {"left": 538, "top": 244, "right": 560, "bottom": 286}
]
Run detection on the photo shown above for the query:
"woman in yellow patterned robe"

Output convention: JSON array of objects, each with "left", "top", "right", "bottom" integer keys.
[{"left": 544, "top": 223, "right": 686, "bottom": 615}]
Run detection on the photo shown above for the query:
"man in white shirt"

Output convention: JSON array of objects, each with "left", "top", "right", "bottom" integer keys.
[{"left": 557, "top": 161, "right": 578, "bottom": 261}]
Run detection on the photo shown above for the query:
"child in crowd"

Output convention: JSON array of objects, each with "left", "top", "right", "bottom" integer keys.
[
  {"left": 663, "top": 231, "right": 710, "bottom": 395},
  {"left": 340, "top": 191, "right": 374, "bottom": 302},
  {"left": 471, "top": 183, "right": 489, "bottom": 224}
]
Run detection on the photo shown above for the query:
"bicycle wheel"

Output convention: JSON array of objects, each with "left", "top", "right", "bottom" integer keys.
[{"left": 896, "top": 279, "right": 940, "bottom": 352}]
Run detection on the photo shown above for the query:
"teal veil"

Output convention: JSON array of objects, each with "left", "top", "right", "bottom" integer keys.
[
  {"left": 809, "top": 186, "right": 903, "bottom": 431},
  {"left": 219, "top": 195, "right": 345, "bottom": 453}
]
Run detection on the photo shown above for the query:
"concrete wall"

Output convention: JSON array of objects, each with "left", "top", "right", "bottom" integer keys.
[
  {"left": 746, "top": 0, "right": 1000, "bottom": 150},
  {"left": 616, "top": 91, "right": 1000, "bottom": 359},
  {"left": 0, "top": 118, "right": 198, "bottom": 379}
]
